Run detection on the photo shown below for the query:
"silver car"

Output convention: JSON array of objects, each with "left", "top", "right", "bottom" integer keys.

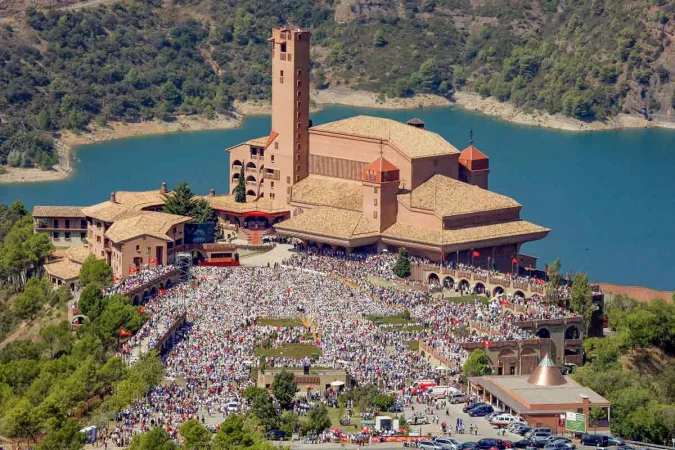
[
  {"left": 435, "top": 437, "right": 460, "bottom": 450},
  {"left": 420, "top": 440, "right": 443, "bottom": 450}
]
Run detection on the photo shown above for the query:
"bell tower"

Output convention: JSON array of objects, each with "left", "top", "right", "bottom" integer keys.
[{"left": 266, "top": 27, "right": 311, "bottom": 210}]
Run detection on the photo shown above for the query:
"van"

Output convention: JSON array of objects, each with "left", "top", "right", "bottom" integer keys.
[
  {"left": 580, "top": 434, "right": 609, "bottom": 447},
  {"left": 411, "top": 380, "right": 436, "bottom": 394},
  {"left": 428, "top": 386, "right": 451, "bottom": 397},
  {"left": 448, "top": 392, "right": 468, "bottom": 404},
  {"left": 490, "top": 414, "right": 521, "bottom": 427},
  {"left": 526, "top": 428, "right": 552, "bottom": 438}
]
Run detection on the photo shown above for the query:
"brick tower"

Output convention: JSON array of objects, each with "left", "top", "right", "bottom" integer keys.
[{"left": 266, "top": 27, "right": 311, "bottom": 210}]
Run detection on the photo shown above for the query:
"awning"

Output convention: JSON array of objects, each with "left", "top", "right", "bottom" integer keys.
[
  {"left": 330, "top": 380, "right": 345, "bottom": 387},
  {"left": 242, "top": 211, "right": 287, "bottom": 217}
]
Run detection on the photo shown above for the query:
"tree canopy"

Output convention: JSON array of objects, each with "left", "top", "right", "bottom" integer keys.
[
  {"left": 163, "top": 182, "right": 215, "bottom": 223},
  {"left": 272, "top": 369, "right": 298, "bottom": 410},
  {"left": 79, "top": 255, "right": 112, "bottom": 287},
  {"left": 463, "top": 349, "right": 492, "bottom": 377},
  {"left": 393, "top": 247, "right": 411, "bottom": 278}
]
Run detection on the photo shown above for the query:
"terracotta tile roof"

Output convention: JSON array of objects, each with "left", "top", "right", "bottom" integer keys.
[
  {"left": 275, "top": 207, "right": 379, "bottom": 240},
  {"left": 105, "top": 211, "right": 190, "bottom": 243},
  {"left": 81, "top": 190, "right": 168, "bottom": 222},
  {"left": 245, "top": 136, "right": 268, "bottom": 147},
  {"left": 363, "top": 156, "right": 398, "bottom": 174},
  {"left": 32, "top": 206, "right": 85, "bottom": 218},
  {"left": 291, "top": 175, "right": 363, "bottom": 211},
  {"left": 460, "top": 145, "right": 489, "bottom": 161},
  {"left": 381, "top": 220, "right": 550, "bottom": 247},
  {"left": 44, "top": 259, "right": 81, "bottom": 281},
  {"left": 205, "top": 195, "right": 288, "bottom": 214},
  {"left": 310, "top": 116, "right": 459, "bottom": 159},
  {"left": 400, "top": 174, "right": 520, "bottom": 218},
  {"left": 265, "top": 131, "right": 279, "bottom": 149},
  {"left": 65, "top": 246, "right": 93, "bottom": 265}
]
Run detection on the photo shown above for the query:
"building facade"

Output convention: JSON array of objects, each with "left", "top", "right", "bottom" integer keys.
[{"left": 33, "top": 206, "right": 88, "bottom": 247}]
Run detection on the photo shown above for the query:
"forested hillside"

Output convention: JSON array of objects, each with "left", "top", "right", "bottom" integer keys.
[{"left": 0, "top": 0, "right": 673, "bottom": 169}]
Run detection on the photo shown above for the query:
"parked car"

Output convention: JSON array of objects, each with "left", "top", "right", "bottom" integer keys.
[
  {"left": 608, "top": 437, "right": 626, "bottom": 446},
  {"left": 469, "top": 405, "right": 495, "bottom": 417},
  {"left": 580, "top": 434, "right": 610, "bottom": 447},
  {"left": 615, "top": 446, "right": 635, "bottom": 450},
  {"left": 530, "top": 433, "right": 554, "bottom": 447},
  {"left": 420, "top": 440, "right": 443, "bottom": 450},
  {"left": 475, "top": 438, "right": 513, "bottom": 450},
  {"left": 389, "top": 401, "right": 404, "bottom": 413},
  {"left": 449, "top": 392, "right": 469, "bottom": 404},
  {"left": 548, "top": 438, "right": 575, "bottom": 448},
  {"left": 525, "top": 428, "right": 552, "bottom": 438},
  {"left": 513, "top": 439, "right": 537, "bottom": 449},
  {"left": 434, "top": 437, "right": 461, "bottom": 450},
  {"left": 267, "top": 430, "right": 286, "bottom": 441},
  {"left": 485, "top": 410, "right": 504, "bottom": 420},
  {"left": 463, "top": 402, "right": 487, "bottom": 413},
  {"left": 490, "top": 414, "right": 522, "bottom": 427},
  {"left": 460, "top": 442, "right": 477, "bottom": 450},
  {"left": 406, "top": 414, "right": 430, "bottom": 425},
  {"left": 512, "top": 425, "right": 532, "bottom": 436},
  {"left": 544, "top": 441, "right": 575, "bottom": 450}
]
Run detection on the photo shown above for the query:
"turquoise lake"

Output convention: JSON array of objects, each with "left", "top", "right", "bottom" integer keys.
[{"left": 1, "top": 105, "right": 673, "bottom": 290}]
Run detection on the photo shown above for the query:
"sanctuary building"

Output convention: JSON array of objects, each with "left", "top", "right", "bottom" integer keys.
[{"left": 219, "top": 26, "right": 549, "bottom": 271}]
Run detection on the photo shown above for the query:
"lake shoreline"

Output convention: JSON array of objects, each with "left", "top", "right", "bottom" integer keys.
[{"left": 2, "top": 87, "right": 674, "bottom": 185}]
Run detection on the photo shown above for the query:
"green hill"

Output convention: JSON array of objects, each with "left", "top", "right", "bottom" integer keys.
[{"left": 0, "top": 0, "right": 673, "bottom": 169}]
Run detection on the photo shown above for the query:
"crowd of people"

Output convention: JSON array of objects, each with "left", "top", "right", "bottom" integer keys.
[
  {"left": 103, "top": 265, "right": 177, "bottom": 296},
  {"left": 111, "top": 248, "right": 579, "bottom": 442}
]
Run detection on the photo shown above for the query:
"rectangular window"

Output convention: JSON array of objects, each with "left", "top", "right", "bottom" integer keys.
[
  {"left": 80, "top": 232, "right": 86, "bottom": 239},
  {"left": 296, "top": 111, "right": 300, "bottom": 119},
  {"left": 65, "top": 232, "right": 71, "bottom": 240},
  {"left": 295, "top": 175, "right": 300, "bottom": 182},
  {"left": 296, "top": 164, "right": 300, "bottom": 171},
  {"left": 374, "top": 199, "right": 378, "bottom": 206},
  {"left": 297, "top": 101, "right": 301, "bottom": 109},
  {"left": 65, "top": 219, "right": 70, "bottom": 229},
  {"left": 373, "top": 211, "right": 378, "bottom": 219},
  {"left": 287, "top": 176, "right": 290, "bottom": 184},
  {"left": 374, "top": 187, "right": 379, "bottom": 194},
  {"left": 53, "top": 232, "right": 59, "bottom": 239},
  {"left": 81, "top": 220, "right": 87, "bottom": 229},
  {"left": 274, "top": 142, "right": 278, "bottom": 149},
  {"left": 54, "top": 219, "right": 59, "bottom": 228},
  {"left": 297, "top": 69, "right": 302, "bottom": 77},
  {"left": 280, "top": 70, "right": 284, "bottom": 77},
  {"left": 146, "top": 247, "right": 151, "bottom": 254},
  {"left": 296, "top": 154, "right": 300, "bottom": 161},
  {"left": 297, "top": 90, "right": 301, "bottom": 98},
  {"left": 271, "top": 155, "right": 275, "bottom": 162},
  {"left": 271, "top": 181, "right": 274, "bottom": 188},
  {"left": 287, "top": 187, "right": 291, "bottom": 194},
  {"left": 96, "top": 236, "right": 101, "bottom": 243},
  {"left": 136, "top": 245, "right": 140, "bottom": 251},
  {"left": 288, "top": 54, "right": 292, "bottom": 61},
  {"left": 280, "top": 42, "right": 287, "bottom": 53},
  {"left": 297, "top": 80, "right": 301, "bottom": 87}
]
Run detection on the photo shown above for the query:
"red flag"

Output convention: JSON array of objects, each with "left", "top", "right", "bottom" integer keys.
[
  {"left": 119, "top": 327, "right": 132, "bottom": 337},
  {"left": 512, "top": 257, "right": 520, "bottom": 264},
  {"left": 129, "top": 266, "right": 139, "bottom": 275},
  {"left": 148, "top": 256, "right": 158, "bottom": 264},
  {"left": 472, "top": 250, "right": 481, "bottom": 258},
  {"left": 159, "top": 289, "right": 167, "bottom": 295},
  {"left": 139, "top": 307, "right": 146, "bottom": 314}
]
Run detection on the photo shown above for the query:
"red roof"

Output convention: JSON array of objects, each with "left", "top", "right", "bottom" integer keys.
[
  {"left": 363, "top": 156, "right": 398, "bottom": 173},
  {"left": 265, "top": 131, "right": 279, "bottom": 149},
  {"left": 460, "top": 145, "right": 489, "bottom": 161}
]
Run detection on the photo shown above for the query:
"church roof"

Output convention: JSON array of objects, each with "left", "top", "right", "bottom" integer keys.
[
  {"left": 310, "top": 116, "right": 459, "bottom": 159},
  {"left": 527, "top": 355, "right": 567, "bottom": 386},
  {"left": 274, "top": 207, "right": 379, "bottom": 241},
  {"left": 32, "top": 206, "right": 85, "bottom": 218},
  {"left": 460, "top": 145, "right": 489, "bottom": 161},
  {"left": 290, "top": 175, "right": 363, "bottom": 211},
  {"left": 363, "top": 156, "right": 398, "bottom": 174},
  {"left": 401, "top": 174, "right": 520, "bottom": 218}
]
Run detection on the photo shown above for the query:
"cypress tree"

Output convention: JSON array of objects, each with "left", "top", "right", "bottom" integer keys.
[
  {"left": 393, "top": 247, "right": 412, "bottom": 278},
  {"left": 234, "top": 165, "right": 246, "bottom": 203}
]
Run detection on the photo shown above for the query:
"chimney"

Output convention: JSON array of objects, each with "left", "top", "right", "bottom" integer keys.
[
  {"left": 160, "top": 181, "right": 168, "bottom": 193},
  {"left": 209, "top": 189, "right": 216, "bottom": 197},
  {"left": 110, "top": 192, "right": 116, "bottom": 203}
]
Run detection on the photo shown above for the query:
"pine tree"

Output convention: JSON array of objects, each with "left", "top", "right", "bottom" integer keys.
[
  {"left": 234, "top": 165, "right": 246, "bottom": 203},
  {"left": 163, "top": 182, "right": 215, "bottom": 223},
  {"left": 393, "top": 247, "right": 412, "bottom": 278},
  {"left": 570, "top": 272, "right": 594, "bottom": 334}
]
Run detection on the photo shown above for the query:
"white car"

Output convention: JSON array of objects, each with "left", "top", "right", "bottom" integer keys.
[
  {"left": 226, "top": 401, "right": 239, "bottom": 412},
  {"left": 419, "top": 440, "right": 443, "bottom": 450},
  {"left": 490, "top": 414, "right": 522, "bottom": 427}
]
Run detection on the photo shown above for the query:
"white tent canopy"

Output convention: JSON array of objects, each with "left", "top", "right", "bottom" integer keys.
[{"left": 330, "top": 380, "right": 345, "bottom": 387}]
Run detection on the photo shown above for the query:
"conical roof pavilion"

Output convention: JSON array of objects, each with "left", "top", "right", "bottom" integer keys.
[{"left": 527, "top": 355, "right": 567, "bottom": 386}]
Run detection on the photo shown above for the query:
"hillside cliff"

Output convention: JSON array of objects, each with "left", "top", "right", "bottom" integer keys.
[{"left": 0, "top": 0, "right": 673, "bottom": 169}]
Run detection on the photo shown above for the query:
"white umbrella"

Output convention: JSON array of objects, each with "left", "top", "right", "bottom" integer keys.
[
  {"left": 435, "top": 366, "right": 447, "bottom": 371},
  {"left": 330, "top": 380, "right": 345, "bottom": 387}
]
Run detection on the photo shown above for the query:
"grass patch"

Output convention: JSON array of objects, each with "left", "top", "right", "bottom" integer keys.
[
  {"left": 254, "top": 343, "right": 322, "bottom": 358},
  {"left": 257, "top": 317, "right": 303, "bottom": 327},
  {"left": 407, "top": 341, "right": 420, "bottom": 351},
  {"left": 365, "top": 315, "right": 416, "bottom": 325}
]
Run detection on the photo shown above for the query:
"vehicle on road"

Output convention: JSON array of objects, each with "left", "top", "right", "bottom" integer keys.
[
  {"left": 463, "top": 402, "right": 487, "bottom": 413},
  {"left": 428, "top": 386, "right": 453, "bottom": 397},
  {"left": 468, "top": 405, "right": 495, "bottom": 417},
  {"left": 529, "top": 433, "right": 554, "bottom": 447},
  {"left": 475, "top": 438, "right": 513, "bottom": 450},
  {"left": 449, "top": 392, "right": 469, "bottom": 404},
  {"left": 544, "top": 441, "right": 575, "bottom": 450},
  {"left": 411, "top": 380, "right": 437, "bottom": 394},
  {"left": 580, "top": 434, "right": 610, "bottom": 447},
  {"left": 525, "top": 428, "right": 552, "bottom": 438},
  {"left": 226, "top": 401, "right": 239, "bottom": 412},
  {"left": 512, "top": 425, "right": 532, "bottom": 436},
  {"left": 513, "top": 439, "right": 537, "bottom": 449},
  {"left": 490, "top": 414, "right": 522, "bottom": 427},
  {"left": 407, "top": 413, "right": 430, "bottom": 425},
  {"left": 460, "top": 442, "right": 477, "bottom": 450},
  {"left": 608, "top": 437, "right": 626, "bottom": 446},
  {"left": 434, "top": 437, "right": 461, "bottom": 450},
  {"left": 420, "top": 440, "right": 443, "bottom": 450},
  {"left": 267, "top": 430, "right": 286, "bottom": 441}
]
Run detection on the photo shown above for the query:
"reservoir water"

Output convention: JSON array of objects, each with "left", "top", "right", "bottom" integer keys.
[{"left": 1, "top": 105, "right": 673, "bottom": 290}]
